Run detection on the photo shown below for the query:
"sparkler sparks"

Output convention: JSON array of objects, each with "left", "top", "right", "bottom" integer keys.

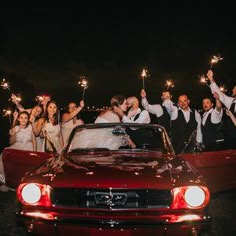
[
  {"left": 165, "top": 80, "right": 175, "bottom": 90},
  {"left": 219, "top": 85, "right": 227, "bottom": 93},
  {"left": 210, "top": 55, "right": 223, "bottom": 68},
  {"left": 78, "top": 76, "right": 88, "bottom": 101},
  {"left": 10, "top": 93, "right": 22, "bottom": 104},
  {"left": 1, "top": 78, "right": 10, "bottom": 90},
  {"left": 2, "top": 108, "right": 12, "bottom": 124},
  {"left": 199, "top": 74, "right": 210, "bottom": 87},
  {"left": 35, "top": 95, "right": 44, "bottom": 104}
]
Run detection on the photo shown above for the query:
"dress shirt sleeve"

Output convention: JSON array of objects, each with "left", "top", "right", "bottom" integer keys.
[
  {"left": 210, "top": 82, "right": 234, "bottom": 109},
  {"left": 195, "top": 110, "right": 203, "bottom": 143},
  {"left": 141, "top": 97, "right": 163, "bottom": 117}
]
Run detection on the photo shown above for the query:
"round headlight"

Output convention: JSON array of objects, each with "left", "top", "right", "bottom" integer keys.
[
  {"left": 22, "top": 183, "right": 42, "bottom": 204},
  {"left": 184, "top": 186, "right": 206, "bottom": 207}
]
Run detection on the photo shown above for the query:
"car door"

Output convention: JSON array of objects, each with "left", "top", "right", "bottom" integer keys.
[
  {"left": 2, "top": 148, "right": 54, "bottom": 188},
  {"left": 181, "top": 149, "right": 236, "bottom": 193}
]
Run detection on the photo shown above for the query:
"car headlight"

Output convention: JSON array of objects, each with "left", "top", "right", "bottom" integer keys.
[
  {"left": 17, "top": 183, "right": 52, "bottom": 207},
  {"left": 171, "top": 185, "right": 210, "bottom": 209},
  {"left": 184, "top": 186, "right": 206, "bottom": 207},
  {"left": 22, "top": 183, "right": 41, "bottom": 204}
]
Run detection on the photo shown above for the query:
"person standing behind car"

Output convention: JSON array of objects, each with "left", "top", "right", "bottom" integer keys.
[
  {"left": 207, "top": 69, "right": 236, "bottom": 149},
  {"left": 113, "top": 96, "right": 151, "bottom": 148},
  {"left": 167, "top": 94, "right": 202, "bottom": 154},
  {"left": 201, "top": 93, "right": 223, "bottom": 151},
  {"left": 0, "top": 111, "right": 36, "bottom": 192},
  {"left": 114, "top": 96, "right": 151, "bottom": 124},
  {"left": 140, "top": 89, "right": 173, "bottom": 136},
  {"left": 226, "top": 109, "right": 236, "bottom": 127},
  {"left": 41, "top": 101, "right": 63, "bottom": 154},
  {"left": 61, "top": 100, "right": 84, "bottom": 145}
]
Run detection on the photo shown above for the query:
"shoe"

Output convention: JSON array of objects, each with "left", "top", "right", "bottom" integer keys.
[{"left": 0, "top": 184, "right": 15, "bottom": 192}]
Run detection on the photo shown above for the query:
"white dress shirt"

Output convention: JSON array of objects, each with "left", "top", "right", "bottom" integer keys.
[
  {"left": 202, "top": 108, "right": 223, "bottom": 126},
  {"left": 210, "top": 82, "right": 236, "bottom": 112},
  {"left": 122, "top": 108, "right": 150, "bottom": 124}
]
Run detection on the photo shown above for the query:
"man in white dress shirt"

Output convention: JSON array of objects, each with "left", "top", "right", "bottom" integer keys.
[
  {"left": 140, "top": 89, "right": 174, "bottom": 136},
  {"left": 201, "top": 93, "right": 223, "bottom": 151},
  {"left": 166, "top": 94, "right": 202, "bottom": 154},
  {"left": 207, "top": 70, "right": 236, "bottom": 149}
]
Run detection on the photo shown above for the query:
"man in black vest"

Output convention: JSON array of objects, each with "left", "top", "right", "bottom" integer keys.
[
  {"left": 169, "top": 94, "right": 202, "bottom": 154},
  {"left": 140, "top": 89, "right": 173, "bottom": 137},
  {"left": 207, "top": 70, "right": 236, "bottom": 149},
  {"left": 201, "top": 94, "right": 223, "bottom": 151}
]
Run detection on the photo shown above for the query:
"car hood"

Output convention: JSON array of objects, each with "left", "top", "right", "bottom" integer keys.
[{"left": 28, "top": 153, "right": 203, "bottom": 189}]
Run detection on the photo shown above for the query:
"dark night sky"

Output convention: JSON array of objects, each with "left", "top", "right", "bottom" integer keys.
[{"left": 0, "top": 3, "right": 235, "bottom": 149}]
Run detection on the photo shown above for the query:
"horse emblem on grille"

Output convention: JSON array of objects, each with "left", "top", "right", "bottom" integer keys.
[{"left": 95, "top": 191, "right": 127, "bottom": 208}]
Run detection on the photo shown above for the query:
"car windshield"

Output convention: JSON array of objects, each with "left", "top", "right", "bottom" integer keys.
[{"left": 66, "top": 123, "right": 173, "bottom": 154}]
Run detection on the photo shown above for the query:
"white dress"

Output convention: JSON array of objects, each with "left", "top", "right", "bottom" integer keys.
[
  {"left": 62, "top": 119, "right": 83, "bottom": 145},
  {"left": 70, "top": 113, "right": 127, "bottom": 150},
  {"left": 0, "top": 125, "right": 34, "bottom": 184},
  {"left": 9, "top": 125, "right": 34, "bottom": 151},
  {"left": 41, "top": 122, "right": 62, "bottom": 153}
]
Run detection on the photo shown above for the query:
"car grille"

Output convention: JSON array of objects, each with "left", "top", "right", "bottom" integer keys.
[{"left": 51, "top": 188, "right": 172, "bottom": 209}]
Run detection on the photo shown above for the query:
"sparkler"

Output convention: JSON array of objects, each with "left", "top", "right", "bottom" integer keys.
[
  {"left": 1, "top": 78, "right": 23, "bottom": 108},
  {"left": 210, "top": 55, "right": 223, "bottom": 69},
  {"left": 141, "top": 69, "right": 148, "bottom": 90},
  {"left": 35, "top": 95, "right": 44, "bottom": 104},
  {"left": 199, "top": 74, "right": 210, "bottom": 87},
  {"left": 10, "top": 93, "right": 22, "bottom": 104},
  {"left": 165, "top": 80, "right": 174, "bottom": 90},
  {"left": 78, "top": 76, "right": 88, "bottom": 101},
  {"left": 219, "top": 85, "right": 227, "bottom": 93},
  {"left": 2, "top": 108, "right": 12, "bottom": 124},
  {"left": 1, "top": 78, "right": 10, "bottom": 90}
]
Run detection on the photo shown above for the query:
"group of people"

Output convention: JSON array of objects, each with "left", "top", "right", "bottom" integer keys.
[
  {"left": 94, "top": 69, "right": 236, "bottom": 153},
  {"left": 0, "top": 69, "right": 236, "bottom": 191}
]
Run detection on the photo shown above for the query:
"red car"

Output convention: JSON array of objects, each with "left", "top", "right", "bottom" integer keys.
[{"left": 2, "top": 123, "right": 219, "bottom": 235}]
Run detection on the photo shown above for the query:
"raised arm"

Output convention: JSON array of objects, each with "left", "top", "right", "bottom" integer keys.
[{"left": 207, "top": 70, "right": 234, "bottom": 109}]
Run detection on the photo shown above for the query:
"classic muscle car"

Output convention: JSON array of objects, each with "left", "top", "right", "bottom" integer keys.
[{"left": 1, "top": 123, "right": 215, "bottom": 235}]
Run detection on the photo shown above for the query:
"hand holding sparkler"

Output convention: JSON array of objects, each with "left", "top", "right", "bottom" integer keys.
[
  {"left": 78, "top": 76, "right": 88, "bottom": 101},
  {"left": 199, "top": 70, "right": 214, "bottom": 87},
  {"left": 140, "top": 89, "right": 146, "bottom": 98}
]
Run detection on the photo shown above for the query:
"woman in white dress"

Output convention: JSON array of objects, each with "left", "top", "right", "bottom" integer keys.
[
  {"left": 9, "top": 111, "right": 36, "bottom": 151},
  {"left": 70, "top": 95, "right": 135, "bottom": 150},
  {"left": 12, "top": 99, "right": 45, "bottom": 152},
  {"left": 41, "top": 101, "right": 63, "bottom": 154},
  {"left": 61, "top": 100, "right": 84, "bottom": 146},
  {"left": 0, "top": 111, "right": 36, "bottom": 191},
  {"left": 95, "top": 95, "right": 128, "bottom": 123}
]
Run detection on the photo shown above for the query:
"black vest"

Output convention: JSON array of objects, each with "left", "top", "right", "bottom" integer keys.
[
  {"left": 127, "top": 109, "right": 153, "bottom": 148},
  {"left": 171, "top": 109, "right": 198, "bottom": 154},
  {"left": 201, "top": 112, "right": 222, "bottom": 150},
  {"left": 150, "top": 105, "right": 171, "bottom": 136},
  {"left": 223, "top": 102, "right": 236, "bottom": 148}
]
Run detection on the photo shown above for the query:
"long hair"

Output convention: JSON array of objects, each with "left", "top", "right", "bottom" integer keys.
[{"left": 45, "top": 101, "right": 60, "bottom": 125}]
